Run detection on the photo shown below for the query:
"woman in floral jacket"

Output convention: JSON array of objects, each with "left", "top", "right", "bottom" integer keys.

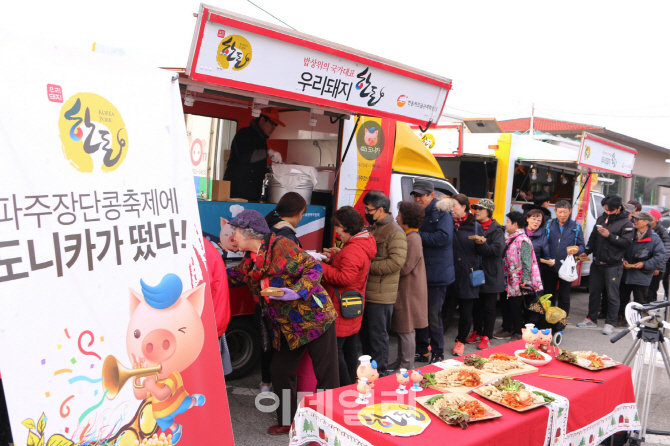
[
  {"left": 503, "top": 211, "right": 543, "bottom": 340},
  {"left": 226, "top": 210, "right": 338, "bottom": 435}
]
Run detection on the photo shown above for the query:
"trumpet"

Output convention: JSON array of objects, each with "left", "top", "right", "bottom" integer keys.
[{"left": 102, "top": 355, "right": 162, "bottom": 400}]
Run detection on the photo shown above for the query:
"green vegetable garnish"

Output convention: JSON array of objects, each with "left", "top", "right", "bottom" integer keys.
[
  {"left": 421, "top": 372, "right": 437, "bottom": 389},
  {"left": 426, "top": 394, "right": 444, "bottom": 405},
  {"left": 439, "top": 408, "right": 470, "bottom": 429},
  {"left": 532, "top": 391, "right": 555, "bottom": 403},
  {"left": 493, "top": 376, "right": 525, "bottom": 392},
  {"left": 556, "top": 349, "right": 577, "bottom": 364},
  {"left": 464, "top": 354, "right": 490, "bottom": 369}
]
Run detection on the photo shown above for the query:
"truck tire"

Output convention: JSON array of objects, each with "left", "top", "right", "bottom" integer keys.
[{"left": 225, "top": 317, "right": 261, "bottom": 380}]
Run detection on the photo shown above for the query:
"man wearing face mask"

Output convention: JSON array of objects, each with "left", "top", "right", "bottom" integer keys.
[
  {"left": 360, "top": 190, "right": 407, "bottom": 376},
  {"left": 577, "top": 194, "right": 634, "bottom": 335}
]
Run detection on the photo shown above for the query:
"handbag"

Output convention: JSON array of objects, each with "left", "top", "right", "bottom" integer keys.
[
  {"left": 454, "top": 226, "right": 486, "bottom": 287},
  {"left": 334, "top": 287, "right": 364, "bottom": 318}
]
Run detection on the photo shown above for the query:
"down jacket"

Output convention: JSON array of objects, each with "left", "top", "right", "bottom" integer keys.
[
  {"left": 653, "top": 224, "right": 670, "bottom": 273},
  {"left": 585, "top": 210, "right": 634, "bottom": 266},
  {"left": 365, "top": 215, "right": 408, "bottom": 305},
  {"left": 478, "top": 219, "right": 506, "bottom": 293},
  {"left": 419, "top": 197, "right": 455, "bottom": 287},
  {"left": 321, "top": 230, "right": 377, "bottom": 337},
  {"left": 544, "top": 218, "right": 585, "bottom": 273},
  {"left": 452, "top": 221, "right": 485, "bottom": 300},
  {"left": 624, "top": 228, "right": 666, "bottom": 286}
]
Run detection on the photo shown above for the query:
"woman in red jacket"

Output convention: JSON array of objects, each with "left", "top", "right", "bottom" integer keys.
[{"left": 321, "top": 206, "right": 377, "bottom": 386}]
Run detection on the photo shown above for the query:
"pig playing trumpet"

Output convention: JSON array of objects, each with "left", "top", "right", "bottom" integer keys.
[{"left": 101, "top": 273, "right": 207, "bottom": 445}]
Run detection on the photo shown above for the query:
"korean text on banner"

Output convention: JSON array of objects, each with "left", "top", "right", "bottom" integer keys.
[
  {"left": 0, "top": 35, "right": 234, "bottom": 446},
  {"left": 187, "top": 5, "right": 451, "bottom": 127},
  {"left": 578, "top": 132, "right": 637, "bottom": 177}
]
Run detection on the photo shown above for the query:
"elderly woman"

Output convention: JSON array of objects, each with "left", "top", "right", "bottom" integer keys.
[
  {"left": 618, "top": 212, "right": 666, "bottom": 329},
  {"left": 226, "top": 210, "right": 338, "bottom": 435},
  {"left": 449, "top": 194, "right": 485, "bottom": 357},
  {"left": 389, "top": 201, "right": 428, "bottom": 370},
  {"left": 321, "top": 206, "right": 377, "bottom": 386}
]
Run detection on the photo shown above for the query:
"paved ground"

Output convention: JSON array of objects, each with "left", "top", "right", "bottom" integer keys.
[{"left": 225, "top": 289, "right": 670, "bottom": 445}]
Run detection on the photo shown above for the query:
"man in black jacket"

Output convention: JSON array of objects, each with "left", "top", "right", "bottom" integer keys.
[
  {"left": 577, "top": 194, "right": 634, "bottom": 334},
  {"left": 223, "top": 108, "right": 285, "bottom": 201}
]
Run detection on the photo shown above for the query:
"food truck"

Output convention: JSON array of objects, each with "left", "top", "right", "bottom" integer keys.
[
  {"left": 180, "top": 5, "right": 455, "bottom": 377},
  {"left": 413, "top": 125, "right": 638, "bottom": 287}
]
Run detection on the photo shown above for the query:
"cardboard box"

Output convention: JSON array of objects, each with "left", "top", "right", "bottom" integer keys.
[{"left": 211, "top": 180, "right": 231, "bottom": 202}]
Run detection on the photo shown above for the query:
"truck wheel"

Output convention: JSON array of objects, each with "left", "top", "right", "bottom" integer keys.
[{"left": 225, "top": 317, "right": 261, "bottom": 380}]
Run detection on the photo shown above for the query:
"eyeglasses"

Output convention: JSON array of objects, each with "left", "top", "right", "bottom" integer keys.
[{"left": 364, "top": 207, "right": 378, "bottom": 214}]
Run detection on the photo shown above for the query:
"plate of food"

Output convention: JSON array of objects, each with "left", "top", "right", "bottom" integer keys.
[
  {"left": 556, "top": 349, "right": 619, "bottom": 371},
  {"left": 421, "top": 366, "right": 494, "bottom": 394},
  {"left": 514, "top": 346, "right": 552, "bottom": 366},
  {"left": 463, "top": 352, "right": 539, "bottom": 376},
  {"left": 473, "top": 376, "right": 554, "bottom": 412},
  {"left": 414, "top": 393, "right": 502, "bottom": 430}
]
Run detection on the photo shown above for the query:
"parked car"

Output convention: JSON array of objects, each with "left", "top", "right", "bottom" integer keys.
[{"left": 642, "top": 205, "right": 670, "bottom": 217}]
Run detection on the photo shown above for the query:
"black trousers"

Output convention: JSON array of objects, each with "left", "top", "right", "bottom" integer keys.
[
  {"left": 416, "top": 285, "right": 448, "bottom": 358},
  {"left": 501, "top": 294, "right": 525, "bottom": 335},
  {"left": 647, "top": 273, "right": 663, "bottom": 302},
  {"left": 543, "top": 270, "right": 573, "bottom": 315},
  {"left": 253, "top": 304, "right": 274, "bottom": 384},
  {"left": 620, "top": 284, "right": 649, "bottom": 315},
  {"left": 337, "top": 334, "right": 359, "bottom": 387},
  {"left": 456, "top": 298, "right": 476, "bottom": 344},
  {"left": 473, "top": 292, "right": 498, "bottom": 339},
  {"left": 359, "top": 302, "right": 394, "bottom": 375},
  {"left": 271, "top": 325, "right": 339, "bottom": 427},
  {"left": 587, "top": 264, "right": 624, "bottom": 326}
]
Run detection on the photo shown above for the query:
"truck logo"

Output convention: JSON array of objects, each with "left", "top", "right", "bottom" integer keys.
[
  {"left": 356, "top": 122, "right": 384, "bottom": 160},
  {"left": 216, "top": 34, "right": 252, "bottom": 71},
  {"left": 397, "top": 95, "right": 407, "bottom": 107},
  {"left": 584, "top": 145, "right": 591, "bottom": 159},
  {"left": 421, "top": 133, "right": 435, "bottom": 149},
  {"left": 58, "top": 93, "right": 128, "bottom": 173}
]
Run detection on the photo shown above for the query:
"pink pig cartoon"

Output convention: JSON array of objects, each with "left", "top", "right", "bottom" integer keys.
[
  {"left": 364, "top": 127, "right": 378, "bottom": 146},
  {"left": 219, "top": 217, "right": 239, "bottom": 252},
  {"left": 537, "top": 328, "right": 552, "bottom": 355},
  {"left": 127, "top": 273, "right": 207, "bottom": 444},
  {"left": 521, "top": 327, "right": 540, "bottom": 349}
]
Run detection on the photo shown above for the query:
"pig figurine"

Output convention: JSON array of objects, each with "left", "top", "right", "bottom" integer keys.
[
  {"left": 219, "top": 217, "right": 239, "bottom": 252},
  {"left": 364, "top": 127, "right": 378, "bottom": 146},
  {"left": 396, "top": 368, "right": 409, "bottom": 395},
  {"left": 356, "top": 355, "right": 379, "bottom": 398},
  {"left": 521, "top": 327, "right": 540, "bottom": 349},
  {"left": 409, "top": 370, "right": 423, "bottom": 392},
  {"left": 355, "top": 377, "right": 370, "bottom": 405},
  {"left": 537, "top": 328, "right": 552, "bottom": 355},
  {"left": 127, "top": 273, "right": 207, "bottom": 445}
]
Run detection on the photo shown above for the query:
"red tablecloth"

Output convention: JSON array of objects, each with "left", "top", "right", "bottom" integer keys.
[{"left": 291, "top": 341, "right": 637, "bottom": 446}]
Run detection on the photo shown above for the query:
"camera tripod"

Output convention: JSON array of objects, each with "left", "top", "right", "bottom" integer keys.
[{"left": 610, "top": 300, "right": 670, "bottom": 446}]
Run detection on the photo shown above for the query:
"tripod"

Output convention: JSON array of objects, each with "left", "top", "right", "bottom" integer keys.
[{"left": 611, "top": 300, "right": 670, "bottom": 446}]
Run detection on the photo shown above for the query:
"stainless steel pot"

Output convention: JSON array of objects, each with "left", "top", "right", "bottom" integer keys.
[{"left": 264, "top": 173, "right": 314, "bottom": 204}]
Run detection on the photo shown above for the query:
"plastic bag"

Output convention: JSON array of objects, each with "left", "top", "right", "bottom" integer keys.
[
  {"left": 545, "top": 306, "right": 568, "bottom": 325},
  {"left": 558, "top": 255, "right": 578, "bottom": 282}
]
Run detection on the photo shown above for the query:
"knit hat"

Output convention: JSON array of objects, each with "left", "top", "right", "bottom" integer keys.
[
  {"left": 472, "top": 198, "right": 495, "bottom": 211},
  {"left": 228, "top": 209, "right": 271, "bottom": 234}
]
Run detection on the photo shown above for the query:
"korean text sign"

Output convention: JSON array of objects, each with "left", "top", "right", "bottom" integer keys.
[
  {"left": 578, "top": 132, "right": 637, "bottom": 177},
  {"left": 0, "top": 37, "right": 233, "bottom": 445},
  {"left": 187, "top": 7, "right": 451, "bottom": 127}
]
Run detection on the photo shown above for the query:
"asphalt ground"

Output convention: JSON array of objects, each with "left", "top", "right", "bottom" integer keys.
[{"left": 224, "top": 289, "right": 670, "bottom": 446}]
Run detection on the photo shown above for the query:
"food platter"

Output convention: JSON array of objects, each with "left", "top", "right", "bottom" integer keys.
[
  {"left": 463, "top": 353, "right": 539, "bottom": 377},
  {"left": 473, "top": 377, "right": 554, "bottom": 413},
  {"left": 556, "top": 349, "right": 620, "bottom": 371},
  {"left": 421, "top": 366, "right": 497, "bottom": 394},
  {"left": 415, "top": 393, "right": 502, "bottom": 429}
]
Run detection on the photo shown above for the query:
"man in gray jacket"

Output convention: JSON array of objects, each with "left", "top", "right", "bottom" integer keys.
[
  {"left": 647, "top": 208, "right": 670, "bottom": 301},
  {"left": 360, "top": 190, "right": 407, "bottom": 376}
]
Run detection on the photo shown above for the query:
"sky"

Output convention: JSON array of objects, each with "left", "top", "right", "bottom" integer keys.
[{"left": 5, "top": 0, "right": 670, "bottom": 148}]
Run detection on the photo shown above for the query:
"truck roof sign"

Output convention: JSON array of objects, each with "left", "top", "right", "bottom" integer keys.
[{"left": 186, "top": 4, "right": 452, "bottom": 127}]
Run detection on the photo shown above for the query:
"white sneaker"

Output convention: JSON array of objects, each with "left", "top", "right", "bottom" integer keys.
[
  {"left": 576, "top": 318, "right": 597, "bottom": 328},
  {"left": 602, "top": 324, "right": 614, "bottom": 335},
  {"left": 259, "top": 382, "right": 272, "bottom": 393}
]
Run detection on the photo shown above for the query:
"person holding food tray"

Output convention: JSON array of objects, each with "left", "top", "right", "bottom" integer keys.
[
  {"left": 321, "top": 206, "right": 377, "bottom": 386},
  {"left": 447, "top": 194, "right": 486, "bottom": 356},
  {"left": 619, "top": 212, "right": 665, "bottom": 315},
  {"left": 225, "top": 209, "right": 338, "bottom": 435},
  {"left": 503, "top": 211, "right": 544, "bottom": 341}
]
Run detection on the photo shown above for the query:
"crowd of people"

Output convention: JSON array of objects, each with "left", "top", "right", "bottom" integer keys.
[{"left": 218, "top": 188, "right": 668, "bottom": 435}]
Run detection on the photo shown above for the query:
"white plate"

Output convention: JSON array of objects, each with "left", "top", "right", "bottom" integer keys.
[{"left": 514, "top": 349, "right": 552, "bottom": 367}]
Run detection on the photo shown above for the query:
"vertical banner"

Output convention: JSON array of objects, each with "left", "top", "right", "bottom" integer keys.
[{"left": 0, "top": 37, "right": 233, "bottom": 445}]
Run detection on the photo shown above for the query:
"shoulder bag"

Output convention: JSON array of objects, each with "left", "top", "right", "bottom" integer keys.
[{"left": 454, "top": 226, "right": 486, "bottom": 287}]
